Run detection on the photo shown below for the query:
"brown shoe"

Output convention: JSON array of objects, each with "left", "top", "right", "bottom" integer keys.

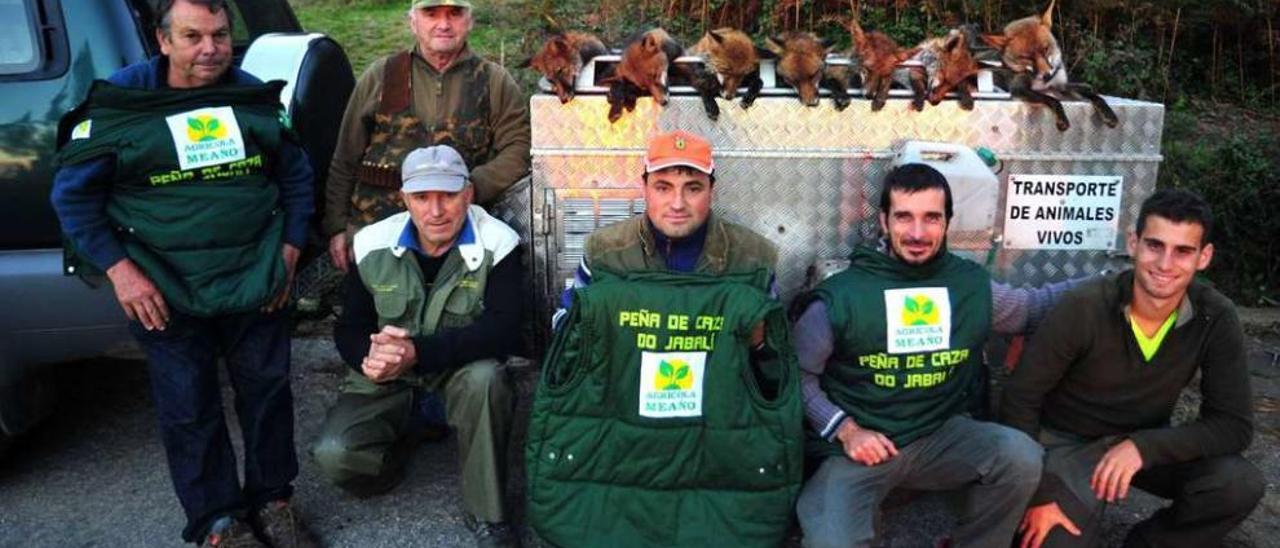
[
  {"left": 255, "top": 500, "right": 321, "bottom": 548},
  {"left": 202, "top": 517, "right": 266, "bottom": 548}
]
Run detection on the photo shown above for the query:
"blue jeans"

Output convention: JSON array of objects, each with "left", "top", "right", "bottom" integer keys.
[{"left": 129, "top": 309, "right": 297, "bottom": 543}]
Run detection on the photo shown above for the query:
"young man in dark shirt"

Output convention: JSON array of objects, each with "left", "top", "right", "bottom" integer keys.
[{"left": 1002, "top": 188, "right": 1263, "bottom": 548}]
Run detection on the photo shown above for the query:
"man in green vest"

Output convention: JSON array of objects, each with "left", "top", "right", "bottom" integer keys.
[
  {"left": 794, "top": 164, "right": 1059, "bottom": 547},
  {"left": 324, "top": 0, "right": 530, "bottom": 273},
  {"left": 49, "top": 1, "right": 316, "bottom": 545},
  {"left": 530, "top": 130, "right": 803, "bottom": 547},
  {"left": 312, "top": 144, "right": 523, "bottom": 548},
  {"left": 1002, "top": 189, "right": 1262, "bottom": 548},
  {"left": 555, "top": 129, "right": 778, "bottom": 322}
]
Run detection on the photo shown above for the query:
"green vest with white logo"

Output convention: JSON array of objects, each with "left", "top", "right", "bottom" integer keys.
[
  {"left": 811, "top": 246, "right": 992, "bottom": 453},
  {"left": 56, "top": 80, "right": 292, "bottom": 316},
  {"left": 528, "top": 268, "right": 803, "bottom": 548}
]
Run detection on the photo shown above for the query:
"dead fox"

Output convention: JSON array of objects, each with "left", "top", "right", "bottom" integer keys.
[
  {"left": 764, "top": 32, "right": 851, "bottom": 110},
  {"left": 688, "top": 27, "right": 766, "bottom": 117},
  {"left": 604, "top": 28, "right": 684, "bottom": 123},
  {"left": 893, "top": 28, "right": 983, "bottom": 110},
  {"left": 519, "top": 31, "right": 608, "bottom": 104},
  {"left": 980, "top": 0, "right": 1119, "bottom": 130},
  {"left": 847, "top": 18, "right": 921, "bottom": 111}
]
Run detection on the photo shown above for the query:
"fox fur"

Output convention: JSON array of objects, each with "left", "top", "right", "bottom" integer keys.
[
  {"left": 604, "top": 28, "right": 684, "bottom": 123},
  {"left": 847, "top": 18, "right": 920, "bottom": 111},
  {"left": 519, "top": 31, "right": 607, "bottom": 104},
  {"left": 764, "top": 31, "right": 851, "bottom": 110},
  {"left": 688, "top": 27, "right": 766, "bottom": 118},
  {"left": 893, "top": 28, "right": 983, "bottom": 110},
  {"left": 981, "top": 0, "right": 1119, "bottom": 130}
]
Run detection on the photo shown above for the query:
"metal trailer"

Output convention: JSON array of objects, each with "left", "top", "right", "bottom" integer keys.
[{"left": 492, "top": 54, "right": 1165, "bottom": 349}]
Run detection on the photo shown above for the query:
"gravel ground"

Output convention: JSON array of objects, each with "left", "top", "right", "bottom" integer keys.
[{"left": 1, "top": 315, "right": 1277, "bottom": 547}]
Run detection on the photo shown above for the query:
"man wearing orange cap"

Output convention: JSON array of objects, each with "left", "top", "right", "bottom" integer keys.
[
  {"left": 530, "top": 130, "right": 801, "bottom": 546},
  {"left": 554, "top": 130, "right": 778, "bottom": 324}
]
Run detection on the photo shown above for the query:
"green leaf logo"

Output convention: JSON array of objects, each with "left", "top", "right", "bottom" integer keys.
[
  {"left": 654, "top": 359, "right": 693, "bottom": 390},
  {"left": 185, "top": 114, "right": 228, "bottom": 142},
  {"left": 901, "top": 295, "right": 940, "bottom": 326}
]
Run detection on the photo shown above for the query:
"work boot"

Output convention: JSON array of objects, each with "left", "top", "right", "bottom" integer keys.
[
  {"left": 465, "top": 513, "right": 519, "bottom": 548},
  {"left": 255, "top": 500, "right": 321, "bottom": 548},
  {"left": 202, "top": 516, "right": 266, "bottom": 548}
]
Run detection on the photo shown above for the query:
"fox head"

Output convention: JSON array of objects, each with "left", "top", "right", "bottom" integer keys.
[
  {"left": 929, "top": 29, "right": 981, "bottom": 102},
  {"left": 691, "top": 28, "right": 758, "bottom": 74},
  {"left": 690, "top": 28, "right": 759, "bottom": 99},
  {"left": 981, "top": 0, "right": 1066, "bottom": 87},
  {"left": 521, "top": 34, "right": 581, "bottom": 104},
  {"left": 622, "top": 29, "right": 677, "bottom": 85},
  {"left": 848, "top": 17, "right": 915, "bottom": 76},
  {"left": 766, "top": 32, "right": 833, "bottom": 107}
]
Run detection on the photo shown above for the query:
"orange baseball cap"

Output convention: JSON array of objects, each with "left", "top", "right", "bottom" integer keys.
[{"left": 644, "top": 130, "right": 715, "bottom": 174}]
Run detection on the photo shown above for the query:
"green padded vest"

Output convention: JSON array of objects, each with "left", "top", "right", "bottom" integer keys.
[
  {"left": 528, "top": 268, "right": 803, "bottom": 548},
  {"left": 810, "top": 246, "right": 992, "bottom": 454},
  {"left": 354, "top": 209, "right": 502, "bottom": 389},
  {"left": 356, "top": 233, "right": 489, "bottom": 338},
  {"left": 56, "top": 80, "right": 292, "bottom": 316}
]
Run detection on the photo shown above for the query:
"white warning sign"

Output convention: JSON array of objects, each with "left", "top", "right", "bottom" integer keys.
[{"left": 1003, "top": 174, "right": 1124, "bottom": 250}]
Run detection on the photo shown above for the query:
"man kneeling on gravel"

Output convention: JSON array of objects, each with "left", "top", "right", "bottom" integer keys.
[
  {"left": 313, "top": 145, "right": 524, "bottom": 548},
  {"left": 1002, "top": 188, "right": 1264, "bottom": 548}
]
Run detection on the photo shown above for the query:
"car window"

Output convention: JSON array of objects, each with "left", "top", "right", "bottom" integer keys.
[{"left": 0, "top": 0, "right": 40, "bottom": 75}]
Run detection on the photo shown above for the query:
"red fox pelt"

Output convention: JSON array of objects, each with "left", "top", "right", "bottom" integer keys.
[
  {"left": 893, "top": 28, "right": 983, "bottom": 111},
  {"left": 764, "top": 31, "right": 851, "bottom": 110},
  {"left": 847, "top": 17, "right": 920, "bottom": 111},
  {"left": 604, "top": 28, "right": 684, "bottom": 123},
  {"left": 687, "top": 27, "right": 766, "bottom": 120},
  {"left": 981, "top": 0, "right": 1119, "bottom": 130},
  {"left": 519, "top": 31, "right": 608, "bottom": 104}
]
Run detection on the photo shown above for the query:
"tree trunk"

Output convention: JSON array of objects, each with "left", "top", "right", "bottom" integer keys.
[
  {"left": 1238, "top": 32, "right": 1247, "bottom": 103},
  {"left": 1164, "top": 7, "right": 1181, "bottom": 102},
  {"left": 1212, "top": 24, "right": 1219, "bottom": 100},
  {"left": 1269, "top": 16, "right": 1276, "bottom": 106}
]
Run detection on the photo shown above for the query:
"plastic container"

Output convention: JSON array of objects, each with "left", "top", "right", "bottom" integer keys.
[{"left": 891, "top": 140, "right": 1000, "bottom": 238}]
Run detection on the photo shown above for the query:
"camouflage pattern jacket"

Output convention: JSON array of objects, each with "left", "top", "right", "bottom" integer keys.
[{"left": 324, "top": 45, "right": 530, "bottom": 235}]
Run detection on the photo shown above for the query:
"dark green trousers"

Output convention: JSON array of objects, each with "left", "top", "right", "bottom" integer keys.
[{"left": 312, "top": 359, "right": 513, "bottom": 521}]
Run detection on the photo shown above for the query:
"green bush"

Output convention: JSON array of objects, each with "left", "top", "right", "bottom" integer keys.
[{"left": 1160, "top": 104, "right": 1280, "bottom": 304}]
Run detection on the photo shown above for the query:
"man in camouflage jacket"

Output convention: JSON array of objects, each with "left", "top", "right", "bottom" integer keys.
[{"left": 323, "top": 0, "right": 530, "bottom": 274}]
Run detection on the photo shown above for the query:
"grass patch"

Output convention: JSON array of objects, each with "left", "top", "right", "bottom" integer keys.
[
  {"left": 293, "top": 1, "right": 532, "bottom": 82},
  {"left": 293, "top": 3, "right": 411, "bottom": 76}
]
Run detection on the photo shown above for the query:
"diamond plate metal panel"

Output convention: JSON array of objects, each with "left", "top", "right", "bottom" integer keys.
[
  {"left": 528, "top": 92, "right": 1164, "bottom": 331},
  {"left": 532, "top": 95, "right": 1164, "bottom": 158}
]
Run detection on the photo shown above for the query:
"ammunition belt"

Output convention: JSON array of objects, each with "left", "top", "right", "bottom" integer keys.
[{"left": 356, "top": 162, "right": 402, "bottom": 189}]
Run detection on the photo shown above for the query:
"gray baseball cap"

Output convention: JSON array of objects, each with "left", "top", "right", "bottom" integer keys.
[{"left": 401, "top": 145, "right": 469, "bottom": 193}]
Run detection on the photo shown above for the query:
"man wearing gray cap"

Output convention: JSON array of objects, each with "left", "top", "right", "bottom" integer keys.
[{"left": 312, "top": 145, "right": 523, "bottom": 547}]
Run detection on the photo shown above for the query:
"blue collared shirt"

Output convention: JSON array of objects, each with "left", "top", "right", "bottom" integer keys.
[{"left": 397, "top": 215, "right": 475, "bottom": 257}]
